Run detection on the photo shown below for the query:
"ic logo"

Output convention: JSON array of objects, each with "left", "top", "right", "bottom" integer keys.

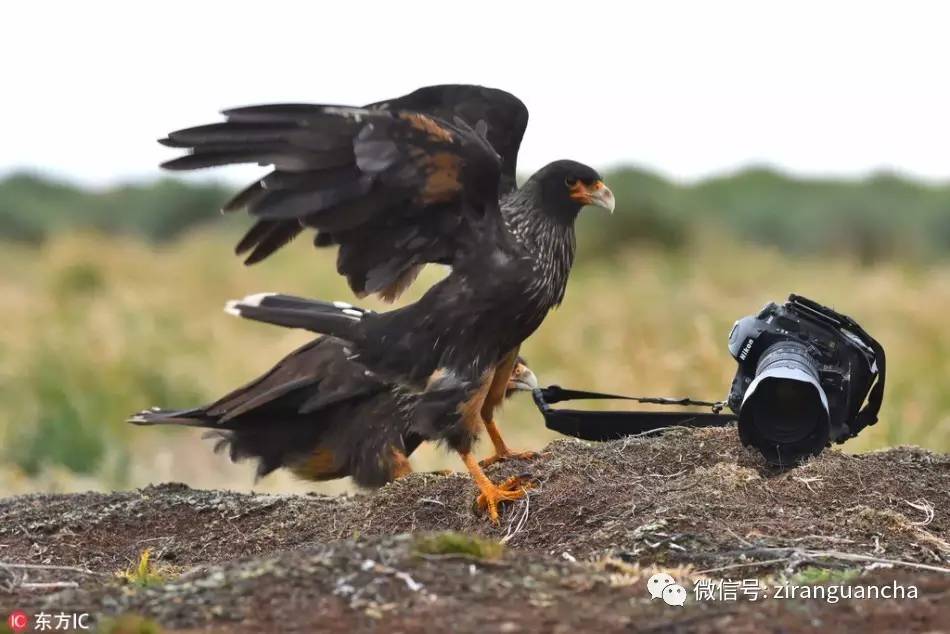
[{"left": 7, "top": 610, "right": 29, "bottom": 633}]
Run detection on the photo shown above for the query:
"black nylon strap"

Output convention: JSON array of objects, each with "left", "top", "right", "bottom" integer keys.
[
  {"left": 534, "top": 385, "right": 726, "bottom": 410},
  {"left": 532, "top": 385, "right": 736, "bottom": 442},
  {"left": 789, "top": 294, "right": 886, "bottom": 438},
  {"left": 847, "top": 326, "right": 886, "bottom": 438}
]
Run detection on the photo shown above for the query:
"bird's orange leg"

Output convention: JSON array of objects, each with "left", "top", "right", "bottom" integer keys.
[
  {"left": 481, "top": 420, "right": 538, "bottom": 467},
  {"left": 449, "top": 370, "right": 534, "bottom": 523},
  {"left": 460, "top": 451, "right": 533, "bottom": 525},
  {"left": 479, "top": 348, "right": 538, "bottom": 468},
  {"left": 389, "top": 447, "right": 414, "bottom": 480},
  {"left": 389, "top": 447, "right": 452, "bottom": 480}
]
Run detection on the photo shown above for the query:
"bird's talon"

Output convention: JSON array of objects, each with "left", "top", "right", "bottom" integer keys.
[
  {"left": 479, "top": 450, "right": 538, "bottom": 468},
  {"left": 474, "top": 476, "right": 535, "bottom": 523}
]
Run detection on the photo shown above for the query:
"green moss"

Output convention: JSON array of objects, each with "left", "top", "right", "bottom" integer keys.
[
  {"left": 413, "top": 531, "right": 505, "bottom": 560},
  {"left": 116, "top": 549, "right": 181, "bottom": 588},
  {"left": 788, "top": 566, "right": 861, "bottom": 586}
]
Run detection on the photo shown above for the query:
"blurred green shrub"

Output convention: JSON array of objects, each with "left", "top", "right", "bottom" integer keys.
[
  {"left": 0, "top": 298, "right": 207, "bottom": 480},
  {"left": 585, "top": 166, "right": 950, "bottom": 263},
  {"left": 1, "top": 166, "right": 949, "bottom": 262},
  {"left": 0, "top": 172, "right": 230, "bottom": 243}
]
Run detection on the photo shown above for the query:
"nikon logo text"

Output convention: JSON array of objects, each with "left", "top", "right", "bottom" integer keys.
[{"left": 739, "top": 338, "right": 754, "bottom": 361}]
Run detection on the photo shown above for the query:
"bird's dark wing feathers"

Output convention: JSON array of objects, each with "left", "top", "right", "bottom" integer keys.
[
  {"left": 161, "top": 86, "right": 528, "bottom": 301},
  {"left": 365, "top": 85, "right": 528, "bottom": 194},
  {"left": 200, "top": 337, "right": 381, "bottom": 423},
  {"left": 129, "top": 336, "right": 406, "bottom": 485}
]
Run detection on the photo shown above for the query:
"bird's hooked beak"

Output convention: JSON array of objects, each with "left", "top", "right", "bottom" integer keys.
[
  {"left": 507, "top": 362, "right": 540, "bottom": 392},
  {"left": 570, "top": 180, "right": 616, "bottom": 213}
]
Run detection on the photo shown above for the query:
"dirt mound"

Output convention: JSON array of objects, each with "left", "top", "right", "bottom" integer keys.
[{"left": 2, "top": 427, "right": 948, "bottom": 632}]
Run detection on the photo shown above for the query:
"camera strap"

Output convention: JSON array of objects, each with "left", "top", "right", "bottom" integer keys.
[
  {"left": 788, "top": 294, "right": 886, "bottom": 438},
  {"left": 535, "top": 385, "right": 727, "bottom": 410},
  {"left": 532, "top": 385, "right": 736, "bottom": 442},
  {"left": 843, "top": 320, "right": 886, "bottom": 438}
]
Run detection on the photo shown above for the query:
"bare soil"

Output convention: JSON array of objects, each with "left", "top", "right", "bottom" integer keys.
[{"left": 1, "top": 426, "right": 948, "bottom": 633}]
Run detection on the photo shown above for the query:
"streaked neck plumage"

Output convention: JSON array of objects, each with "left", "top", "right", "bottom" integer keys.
[{"left": 501, "top": 182, "right": 577, "bottom": 307}]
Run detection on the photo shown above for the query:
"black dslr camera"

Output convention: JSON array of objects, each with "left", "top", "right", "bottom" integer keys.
[
  {"left": 727, "top": 294, "right": 885, "bottom": 465},
  {"left": 533, "top": 293, "right": 885, "bottom": 466}
]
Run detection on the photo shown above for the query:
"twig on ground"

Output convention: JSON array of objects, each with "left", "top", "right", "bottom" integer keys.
[
  {"left": 793, "top": 476, "right": 822, "bottom": 493},
  {"left": 696, "top": 557, "right": 794, "bottom": 575},
  {"left": 501, "top": 487, "right": 533, "bottom": 544},
  {"left": 787, "top": 535, "right": 856, "bottom": 545},
  {"left": 0, "top": 562, "right": 100, "bottom": 575},
  {"left": 624, "top": 426, "right": 689, "bottom": 441},
  {"left": 722, "top": 526, "right": 754, "bottom": 548},
  {"left": 19, "top": 581, "right": 80, "bottom": 590},
  {"left": 801, "top": 549, "right": 950, "bottom": 574},
  {"left": 903, "top": 498, "right": 936, "bottom": 526},
  {"left": 705, "top": 547, "right": 950, "bottom": 575}
]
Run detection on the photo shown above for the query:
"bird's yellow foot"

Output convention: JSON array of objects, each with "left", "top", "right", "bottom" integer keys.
[
  {"left": 479, "top": 449, "right": 538, "bottom": 468},
  {"left": 474, "top": 475, "right": 534, "bottom": 524}
]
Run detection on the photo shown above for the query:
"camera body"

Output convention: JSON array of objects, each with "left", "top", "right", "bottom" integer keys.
[{"left": 727, "top": 294, "right": 884, "bottom": 465}]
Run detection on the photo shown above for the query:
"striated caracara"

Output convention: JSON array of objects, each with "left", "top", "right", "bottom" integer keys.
[{"left": 153, "top": 84, "right": 614, "bottom": 522}]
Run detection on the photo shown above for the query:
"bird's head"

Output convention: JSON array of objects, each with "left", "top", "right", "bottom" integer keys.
[
  {"left": 527, "top": 160, "right": 615, "bottom": 224},
  {"left": 505, "top": 356, "right": 540, "bottom": 397}
]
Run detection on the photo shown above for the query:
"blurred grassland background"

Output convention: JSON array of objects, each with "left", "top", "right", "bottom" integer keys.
[{"left": 2, "top": 166, "right": 950, "bottom": 497}]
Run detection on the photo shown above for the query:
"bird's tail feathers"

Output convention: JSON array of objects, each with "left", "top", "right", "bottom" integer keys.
[
  {"left": 127, "top": 407, "right": 216, "bottom": 427},
  {"left": 224, "top": 292, "right": 369, "bottom": 340}
]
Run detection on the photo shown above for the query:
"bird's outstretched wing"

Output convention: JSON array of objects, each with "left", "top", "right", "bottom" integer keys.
[
  {"left": 365, "top": 85, "right": 528, "bottom": 194},
  {"left": 161, "top": 85, "right": 528, "bottom": 301}
]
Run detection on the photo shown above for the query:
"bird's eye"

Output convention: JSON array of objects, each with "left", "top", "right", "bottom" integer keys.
[{"left": 565, "top": 176, "right": 578, "bottom": 187}]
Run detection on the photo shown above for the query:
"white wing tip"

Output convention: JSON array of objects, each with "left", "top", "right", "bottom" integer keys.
[
  {"left": 241, "top": 292, "right": 277, "bottom": 307},
  {"left": 332, "top": 300, "right": 353, "bottom": 309},
  {"left": 224, "top": 292, "right": 276, "bottom": 316}
]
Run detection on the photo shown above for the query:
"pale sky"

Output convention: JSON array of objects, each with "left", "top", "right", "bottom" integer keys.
[{"left": 4, "top": 0, "right": 950, "bottom": 187}]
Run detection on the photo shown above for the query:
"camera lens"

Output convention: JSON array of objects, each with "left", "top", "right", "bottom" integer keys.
[{"left": 738, "top": 341, "right": 830, "bottom": 465}]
